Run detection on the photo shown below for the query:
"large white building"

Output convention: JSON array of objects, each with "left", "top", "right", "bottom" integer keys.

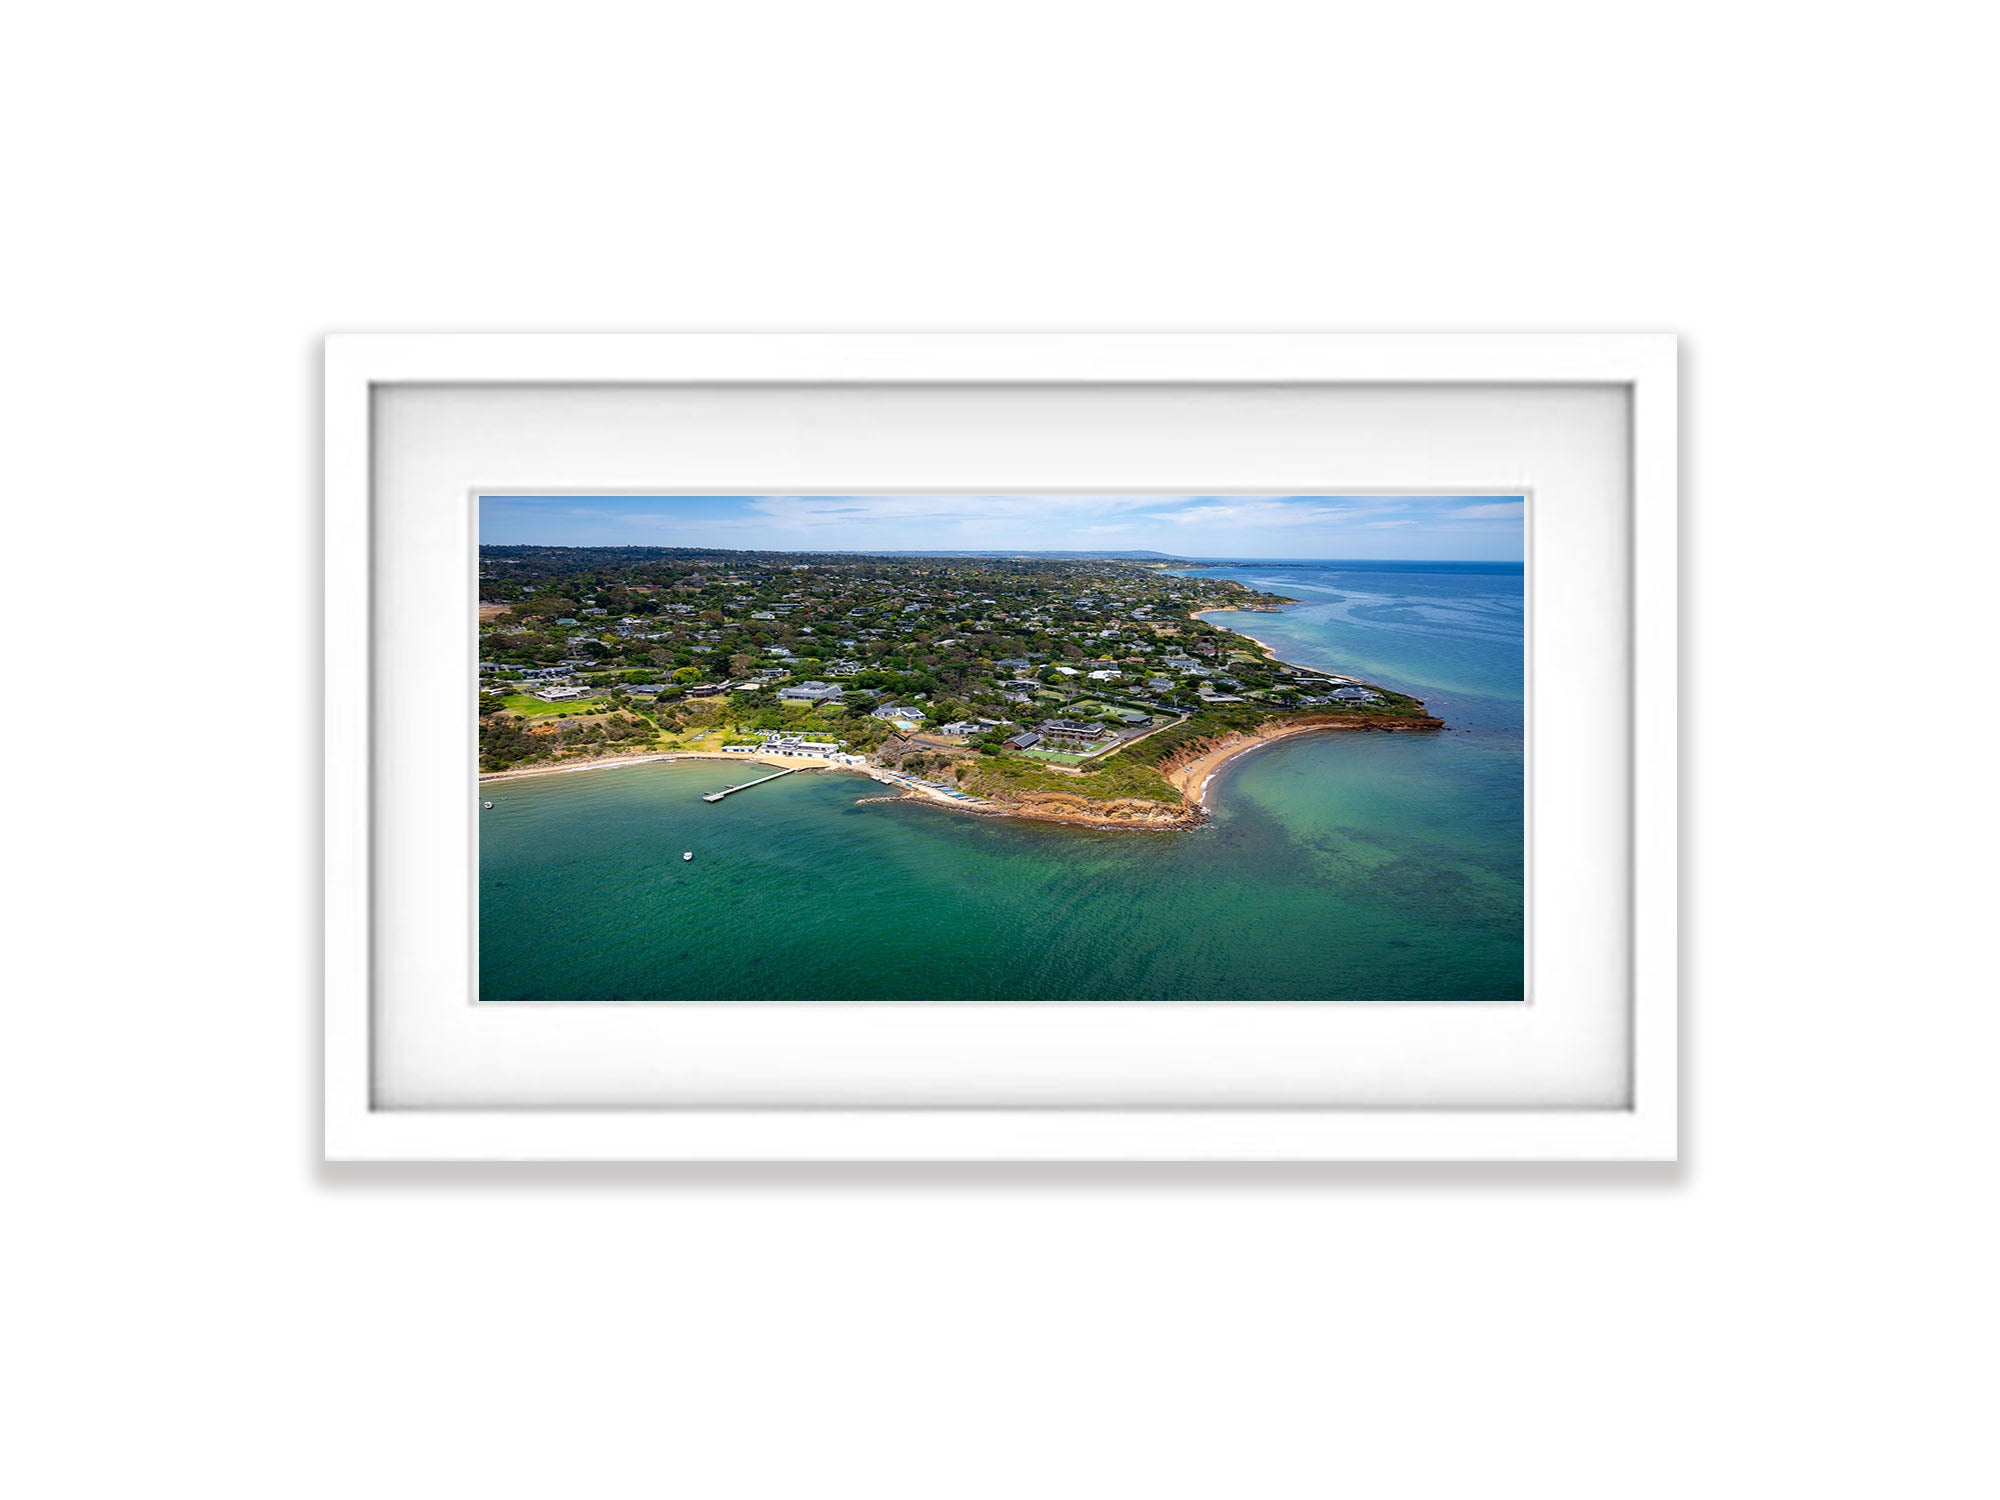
[{"left": 777, "top": 680, "right": 844, "bottom": 703}]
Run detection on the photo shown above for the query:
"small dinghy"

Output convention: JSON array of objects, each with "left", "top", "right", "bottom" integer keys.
[
  {"left": 683, "top": 851, "right": 694, "bottom": 861},
  {"left": 482, "top": 801, "right": 494, "bottom": 810}
]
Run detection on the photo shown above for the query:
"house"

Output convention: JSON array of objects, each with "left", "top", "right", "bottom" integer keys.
[
  {"left": 1147, "top": 678, "right": 1174, "bottom": 692},
  {"left": 555, "top": 617, "right": 579, "bottom": 626},
  {"left": 1164, "top": 657, "right": 1201, "bottom": 671},
  {"left": 1329, "top": 686, "right": 1381, "bottom": 703},
  {"left": 760, "top": 733, "right": 844, "bottom": 755},
  {"left": 777, "top": 680, "right": 844, "bottom": 703},
  {"left": 940, "top": 721, "right": 981, "bottom": 735},
  {"left": 1086, "top": 669, "right": 1121, "bottom": 681},
  {"left": 532, "top": 685, "right": 591, "bottom": 702},
  {"left": 871, "top": 703, "right": 924, "bottom": 724},
  {"left": 1003, "top": 732, "right": 1041, "bottom": 750},
  {"left": 995, "top": 657, "right": 1033, "bottom": 672},
  {"left": 1039, "top": 719, "right": 1107, "bottom": 740}
]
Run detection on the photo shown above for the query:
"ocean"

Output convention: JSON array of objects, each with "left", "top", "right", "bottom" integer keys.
[{"left": 478, "top": 560, "right": 1524, "bottom": 1002}]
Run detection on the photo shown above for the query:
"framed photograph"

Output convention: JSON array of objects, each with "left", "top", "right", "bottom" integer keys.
[{"left": 326, "top": 333, "right": 1675, "bottom": 1161}]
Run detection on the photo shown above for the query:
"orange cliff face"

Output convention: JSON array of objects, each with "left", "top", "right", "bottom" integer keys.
[{"left": 998, "top": 791, "right": 1199, "bottom": 829}]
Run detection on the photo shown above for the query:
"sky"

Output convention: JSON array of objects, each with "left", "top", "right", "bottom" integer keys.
[{"left": 477, "top": 493, "right": 1526, "bottom": 561}]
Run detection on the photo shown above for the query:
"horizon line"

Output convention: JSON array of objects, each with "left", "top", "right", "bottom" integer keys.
[{"left": 475, "top": 543, "right": 1519, "bottom": 564}]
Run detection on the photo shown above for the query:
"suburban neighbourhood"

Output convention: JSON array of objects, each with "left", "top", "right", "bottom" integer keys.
[{"left": 475, "top": 546, "right": 1439, "bottom": 824}]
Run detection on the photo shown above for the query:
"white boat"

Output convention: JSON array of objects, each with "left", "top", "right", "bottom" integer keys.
[{"left": 683, "top": 851, "right": 693, "bottom": 861}]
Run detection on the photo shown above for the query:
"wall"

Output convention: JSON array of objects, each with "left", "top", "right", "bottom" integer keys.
[{"left": 8, "top": 4, "right": 1992, "bottom": 1497}]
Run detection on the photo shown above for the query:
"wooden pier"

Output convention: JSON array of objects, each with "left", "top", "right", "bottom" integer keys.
[{"left": 701, "top": 767, "right": 801, "bottom": 802}]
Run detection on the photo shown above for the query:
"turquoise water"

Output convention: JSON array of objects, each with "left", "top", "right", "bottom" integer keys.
[{"left": 479, "top": 561, "right": 1523, "bottom": 1002}]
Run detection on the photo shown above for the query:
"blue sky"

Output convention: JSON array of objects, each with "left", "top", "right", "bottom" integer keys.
[{"left": 478, "top": 493, "right": 1526, "bottom": 561}]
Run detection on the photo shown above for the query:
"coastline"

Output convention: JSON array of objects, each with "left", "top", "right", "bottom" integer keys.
[
  {"left": 479, "top": 751, "right": 681, "bottom": 783},
  {"left": 474, "top": 750, "right": 1186, "bottom": 830},
  {"left": 478, "top": 749, "right": 872, "bottom": 784}
]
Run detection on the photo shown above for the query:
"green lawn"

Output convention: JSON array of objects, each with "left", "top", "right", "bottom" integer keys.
[
  {"left": 1017, "top": 747, "right": 1090, "bottom": 766},
  {"left": 501, "top": 692, "right": 607, "bottom": 717}
]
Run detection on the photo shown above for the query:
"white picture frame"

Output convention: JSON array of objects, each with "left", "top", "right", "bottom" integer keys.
[{"left": 326, "top": 332, "right": 1676, "bottom": 1161}]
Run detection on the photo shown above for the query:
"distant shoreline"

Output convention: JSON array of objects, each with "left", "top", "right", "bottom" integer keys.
[{"left": 1193, "top": 604, "right": 1358, "bottom": 688}]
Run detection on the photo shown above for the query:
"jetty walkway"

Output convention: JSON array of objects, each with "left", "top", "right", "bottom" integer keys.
[{"left": 701, "top": 767, "right": 801, "bottom": 802}]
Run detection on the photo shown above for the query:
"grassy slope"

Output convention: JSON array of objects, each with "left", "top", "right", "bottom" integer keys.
[
  {"left": 500, "top": 692, "right": 609, "bottom": 718},
  {"left": 960, "top": 751, "right": 1181, "bottom": 805}
]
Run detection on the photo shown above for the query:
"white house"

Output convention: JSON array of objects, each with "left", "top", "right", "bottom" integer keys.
[
  {"left": 777, "top": 680, "right": 843, "bottom": 703},
  {"left": 761, "top": 733, "right": 843, "bottom": 755}
]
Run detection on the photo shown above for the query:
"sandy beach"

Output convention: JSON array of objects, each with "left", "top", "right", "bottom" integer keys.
[
  {"left": 1163, "top": 721, "right": 1331, "bottom": 805},
  {"left": 1163, "top": 716, "right": 1439, "bottom": 807}
]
